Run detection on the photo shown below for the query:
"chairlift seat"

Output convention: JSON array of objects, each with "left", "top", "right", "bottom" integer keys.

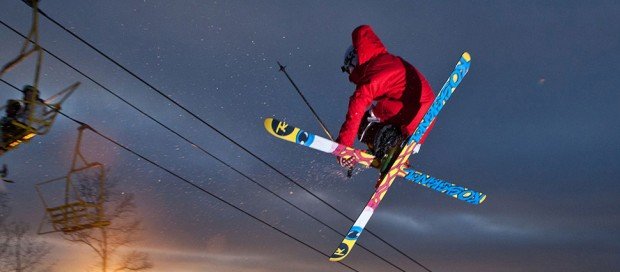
[
  {"left": 46, "top": 200, "right": 110, "bottom": 233},
  {"left": 1, "top": 119, "right": 37, "bottom": 151}
]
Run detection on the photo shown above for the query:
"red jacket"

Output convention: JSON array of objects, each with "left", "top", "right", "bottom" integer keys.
[{"left": 337, "top": 25, "right": 435, "bottom": 147}]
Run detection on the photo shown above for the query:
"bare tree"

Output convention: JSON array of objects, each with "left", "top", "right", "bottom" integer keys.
[
  {"left": 112, "top": 251, "right": 153, "bottom": 272},
  {"left": 0, "top": 192, "right": 9, "bottom": 262},
  {"left": 0, "top": 192, "right": 8, "bottom": 225},
  {"left": 62, "top": 172, "right": 153, "bottom": 272},
  {"left": 0, "top": 222, "right": 52, "bottom": 272},
  {"left": 0, "top": 192, "right": 53, "bottom": 272}
]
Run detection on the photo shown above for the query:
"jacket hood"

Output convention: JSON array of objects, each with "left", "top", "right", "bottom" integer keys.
[{"left": 352, "top": 25, "right": 387, "bottom": 65}]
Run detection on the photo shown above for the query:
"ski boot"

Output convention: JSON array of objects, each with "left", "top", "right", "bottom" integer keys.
[{"left": 368, "top": 125, "right": 404, "bottom": 187}]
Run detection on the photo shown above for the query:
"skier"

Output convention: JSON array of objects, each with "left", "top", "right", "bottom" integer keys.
[
  {"left": 336, "top": 25, "right": 436, "bottom": 169},
  {"left": 0, "top": 99, "right": 24, "bottom": 152},
  {"left": 0, "top": 85, "right": 45, "bottom": 154},
  {"left": 20, "top": 85, "right": 45, "bottom": 122}
]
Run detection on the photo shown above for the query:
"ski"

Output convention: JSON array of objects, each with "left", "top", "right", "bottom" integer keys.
[
  {"left": 264, "top": 117, "right": 376, "bottom": 167},
  {"left": 329, "top": 52, "right": 472, "bottom": 262},
  {"left": 264, "top": 118, "right": 485, "bottom": 204}
]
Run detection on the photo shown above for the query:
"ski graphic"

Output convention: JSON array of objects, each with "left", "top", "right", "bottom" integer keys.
[
  {"left": 264, "top": 117, "right": 376, "bottom": 167},
  {"left": 329, "top": 52, "right": 472, "bottom": 261},
  {"left": 401, "top": 168, "right": 486, "bottom": 204}
]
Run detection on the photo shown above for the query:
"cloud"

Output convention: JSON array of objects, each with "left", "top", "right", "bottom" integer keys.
[
  {"left": 41, "top": 235, "right": 271, "bottom": 272},
  {"left": 375, "top": 210, "right": 432, "bottom": 233},
  {"left": 450, "top": 213, "right": 541, "bottom": 237},
  {"left": 378, "top": 210, "right": 544, "bottom": 239}
]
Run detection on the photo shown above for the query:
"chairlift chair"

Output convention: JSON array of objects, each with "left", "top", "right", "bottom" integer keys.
[
  {"left": 0, "top": 83, "right": 78, "bottom": 153},
  {"left": 36, "top": 125, "right": 110, "bottom": 234}
]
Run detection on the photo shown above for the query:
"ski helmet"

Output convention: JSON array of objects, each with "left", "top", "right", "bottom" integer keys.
[
  {"left": 341, "top": 45, "right": 358, "bottom": 74},
  {"left": 22, "top": 85, "right": 38, "bottom": 98}
]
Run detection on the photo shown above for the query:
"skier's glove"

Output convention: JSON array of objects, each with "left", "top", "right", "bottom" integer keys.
[{"left": 337, "top": 156, "right": 357, "bottom": 168}]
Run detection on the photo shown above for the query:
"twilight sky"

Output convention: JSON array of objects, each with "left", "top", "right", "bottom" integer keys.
[{"left": 1, "top": 1, "right": 619, "bottom": 271}]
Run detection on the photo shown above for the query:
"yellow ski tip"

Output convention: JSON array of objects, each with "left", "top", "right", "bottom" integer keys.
[
  {"left": 263, "top": 117, "right": 274, "bottom": 129},
  {"left": 263, "top": 117, "right": 279, "bottom": 137},
  {"left": 462, "top": 52, "right": 471, "bottom": 62},
  {"left": 264, "top": 117, "right": 299, "bottom": 144},
  {"left": 329, "top": 240, "right": 354, "bottom": 262},
  {"left": 263, "top": 118, "right": 280, "bottom": 136},
  {"left": 329, "top": 251, "right": 349, "bottom": 262}
]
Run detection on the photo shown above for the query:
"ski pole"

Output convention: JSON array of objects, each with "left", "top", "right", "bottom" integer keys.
[{"left": 276, "top": 61, "right": 334, "bottom": 141}]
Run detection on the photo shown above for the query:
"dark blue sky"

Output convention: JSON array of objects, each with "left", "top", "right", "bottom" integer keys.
[{"left": 1, "top": 1, "right": 619, "bottom": 271}]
